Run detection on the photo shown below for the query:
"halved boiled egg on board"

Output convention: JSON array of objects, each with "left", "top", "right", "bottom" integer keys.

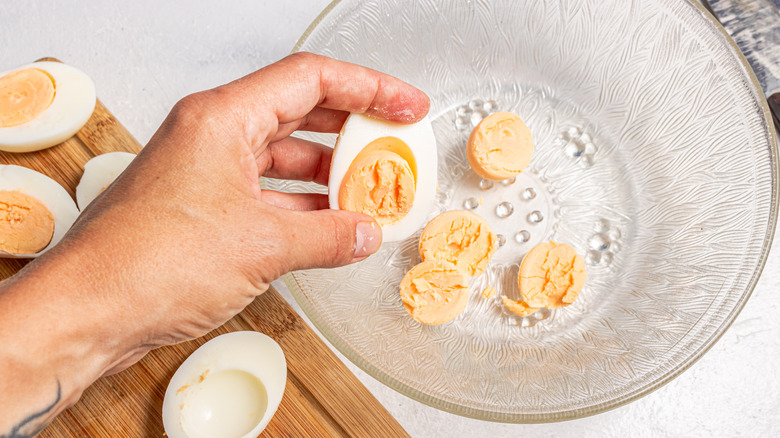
[
  {"left": 0, "top": 165, "right": 79, "bottom": 258},
  {"left": 328, "top": 114, "right": 437, "bottom": 243},
  {"left": 162, "top": 331, "right": 287, "bottom": 438},
  {"left": 0, "top": 61, "right": 96, "bottom": 152},
  {"left": 76, "top": 151, "right": 136, "bottom": 211}
]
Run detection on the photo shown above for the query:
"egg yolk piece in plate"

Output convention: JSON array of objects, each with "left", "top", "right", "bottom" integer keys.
[
  {"left": 400, "top": 260, "right": 470, "bottom": 325},
  {"left": 328, "top": 114, "right": 437, "bottom": 243},
  {"left": 0, "top": 68, "right": 55, "bottom": 128},
  {"left": 467, "top": 111, "right": 534, "bottom": 181},
  {"left": 418, "top": 209, "right": 498, "bottom": 277},
  {"left": 519, "top": 241, "right": 587, "bottom": 308},
  {"left": 0, "top": 190, "right": 54, "bottom": 255},
  {"left": 501, "top": 296, "right": 539, "bottom": 317}
]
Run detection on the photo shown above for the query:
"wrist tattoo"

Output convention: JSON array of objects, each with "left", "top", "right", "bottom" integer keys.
[{"left": 1, "top": 380, "right": 61, "bottom": 438}]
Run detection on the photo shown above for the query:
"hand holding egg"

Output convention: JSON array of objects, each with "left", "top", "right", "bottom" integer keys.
[
  {"left": 0, "top": 53, "right": 430, "bottom": 435},
  {"left": 39, "top": 51, "right": 431, "bottom": 367}
]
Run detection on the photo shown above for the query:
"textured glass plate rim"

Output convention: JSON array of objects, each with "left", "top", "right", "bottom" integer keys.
[{"left": 281, "top": 0, "right": 780, "bottom": 423}]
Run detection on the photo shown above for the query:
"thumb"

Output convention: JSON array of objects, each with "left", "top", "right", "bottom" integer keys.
[{"left": 281, "top": 209, "right": 383, "bottom": 272}]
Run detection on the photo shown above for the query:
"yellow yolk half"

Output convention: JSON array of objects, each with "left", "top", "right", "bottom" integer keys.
[
  {"left": 0, "top": 68, "right": 55, "bottom": 128},
  {"left": 400, "top": 260, "right": 469, "bottom": 325},
  {"left": 519, "top": 241, "right": 587, "bottom": 309},
  {"left": 0, "top": 190, "right": 55, "bottom": 255},
  {"left": 501, "top": 296, "right": 539, "bottom": 317},
  {"left": 418, "top": 210, "right": 498, "bottom": 277},
  {"left": 467, "top": 111, "right": 534, "bottom": 181},
  {"left": 338, "top": 137, "right": 417, "bottom": 225},
  {"left": 354, "top": 136, "right": 418, "bottom": 185}
]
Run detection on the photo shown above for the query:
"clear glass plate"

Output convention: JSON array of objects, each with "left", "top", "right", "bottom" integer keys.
[{"left": 267, "top": 0, "right": 778, "bottom": 422}]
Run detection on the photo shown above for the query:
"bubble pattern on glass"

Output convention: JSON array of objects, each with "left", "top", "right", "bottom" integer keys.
[
  {"left": 456, "top": 99, "right": 498, "bottom": 131},
  {"left": 558, "top": 127, "right": 598, "bottom": 168},
  {"left": 495, "top": 201, "right": 514, "bottom": 218},
  {"left": 586, "top": 219, "right": 623, "bottom": 265},
  {"left": 450, "top": 98, "right": 556, "bottom": 255},
  {"left": 463, "top": 196, "right": 479, "bottom": 210},
  {"left": 431, "top": 93, "right": 632, "bottom": 331}
]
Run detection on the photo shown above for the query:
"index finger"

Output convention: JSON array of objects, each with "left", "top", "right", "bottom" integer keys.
[{"left": 218, "top": 52, "right": 430, "bottom": 131}]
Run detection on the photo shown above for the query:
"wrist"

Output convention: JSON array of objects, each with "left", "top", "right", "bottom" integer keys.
[
  {"left": 16, "top": 237, "right": 148, "bottom": 372},
  {"left": 0, "top": 241, "right": 145, "bottom": 433}
]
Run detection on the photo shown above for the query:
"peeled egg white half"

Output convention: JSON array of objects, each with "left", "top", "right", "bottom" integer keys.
[
  {"left": 162, "top": 331, "right": 287, "bottom": 438},
  {"left": 0, "top": 61, "right": 96, "bottom": 152},
  {"left": 328, "top": 114, "right": 437, "bottom": 242},
  {"left": 76, "top": 152, "right": 136, "bottom": 211},
  {"left": 0, "top": 165, "right": 79, "bottom": 258}
]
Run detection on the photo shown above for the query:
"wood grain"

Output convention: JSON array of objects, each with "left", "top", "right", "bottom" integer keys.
[{"left": 0, "top": 61, "right": 408, "bottom": 438}]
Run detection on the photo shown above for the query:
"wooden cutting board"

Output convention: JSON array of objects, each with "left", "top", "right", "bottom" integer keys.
[{"left": 0, "top": 59, "right": 409, "bottom": 438}]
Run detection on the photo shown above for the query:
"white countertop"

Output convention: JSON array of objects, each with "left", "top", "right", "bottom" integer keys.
[{"left": 2, "top": 1, "right": 778, "bottom": 436}]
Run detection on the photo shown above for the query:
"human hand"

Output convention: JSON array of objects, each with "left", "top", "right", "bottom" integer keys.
[
  {"left": 71, "top": 52, "right": 430, "bottom": 366},
  {"left": 0, "top": 52, "right": 429, "bottom": 436}
]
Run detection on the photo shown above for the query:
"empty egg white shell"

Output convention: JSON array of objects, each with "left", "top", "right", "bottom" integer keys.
[
  {"left": 162, "top": 331, "right": 286, "bottom": 438},
  {"left": 0, "top": 61, "right": 96, "bottom": 152},
  {"left": 76, "top": 152, "right": 136, "bottom": 211},
  {"left": 0, "top": 164, "right": 79, "bottom": 258},
  {"left": 328, "top": 114, "right": 437, "bottom": 243}
]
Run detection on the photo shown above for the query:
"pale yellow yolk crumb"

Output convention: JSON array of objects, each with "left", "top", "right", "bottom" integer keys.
[
  {"left": 501, "top": 296, "right": 539, "bottom": 317},
  {"left": 519, "top": 241, "right": 587, "bottom": 309},
  {"left": 419, "top": 210, "right": 498, "bottom": 277},
  {"left": 481, "top": 286, "right": 496, "bottom": 299},
  {"left": 0, "top": 68, "right": 55, "bottom": 128},
  {"left": 467, "top": 111, "right": 534, "bottom": 181},
  {"left": 0, "top": 190, "right": 55, "bottom": 255},
  {"left": 339, "top": 150, "right": 415, "bottom": 225},
  {"left": 400, "top": 260, "right": 470, "bottom": 325}
]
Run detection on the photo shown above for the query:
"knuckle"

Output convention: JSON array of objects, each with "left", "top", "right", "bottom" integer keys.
[
  {"left": 287, "top": 51, "right": 318, "bottom": 65},
  {"left": 173, "top": 91, "right": 207, "bottom": 115},
  {"left": 285, "top": 52, "right": 326, "bottom": 77},
  {"left": 168, "top": 92, "right": 210, "bottom": 127},
  {"left": 169, "top": 89, "right": 231, "bottom": 132},
  {"left": 326, "top": 213, "right": 355, "bottom": 265}
]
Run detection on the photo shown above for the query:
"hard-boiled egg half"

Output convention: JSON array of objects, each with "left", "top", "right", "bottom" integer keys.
[
  {"left": 162, "top": 331, "right": 287, "bottom": 438},
  {"left": 0, "top": 165, "right": 79, "bottom": 258},
  {"left": 76, "top": 152, "right": 136, "bottom": 211},
  {"left": 0, "top": 61, "right": 96, "bottom": 152},
  {"left": 328, "top": 114, "right": 437, "bottom": 242}
]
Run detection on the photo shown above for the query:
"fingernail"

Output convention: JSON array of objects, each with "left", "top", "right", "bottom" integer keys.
[{"left": 354, "top": 221, "right": 382, "bottom": 259}]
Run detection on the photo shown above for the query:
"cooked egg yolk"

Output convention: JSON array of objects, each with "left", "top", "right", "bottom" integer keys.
[
  {"left": 0, "top": 190, "right": 55, "bottom": 255},
  {"left": 467, "top": 111, "right": 534, "bottom": 181},
  {"left": 339, "top": 138, "right": 417, "bottom": 225},
  {"left": 482, "top": 286, "right": 497, "bottom": 299},
  {"left": 519, "top": 241, "right": 587, "bottom": 308},
  {"left": 400, "top": 260, "right": 470, "bottom": 325},
  {"left": 501, "top": 296, "right": 539, "bottom": 317},
  {"left": 0, "top": 68, "right": 55, "bottom": 128},
  {"left": 418, "top": 210, "right": 498, "bottom": 277}
]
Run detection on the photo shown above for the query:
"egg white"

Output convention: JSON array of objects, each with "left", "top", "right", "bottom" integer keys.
[
  {"left": 328, "top": 114, "right": 438, "bottom": 243},
  {"left": 0, "top": 61, "right": 96, "bottom": 152},
  {"left": 76, "top": 152, "right": 136, "bottom": 211},
  {"left": 0, "top": 164, "right": 79, "bottom": 258},
  {"left": 162, "top": 331, "right": 287, "bottom": 438}
]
